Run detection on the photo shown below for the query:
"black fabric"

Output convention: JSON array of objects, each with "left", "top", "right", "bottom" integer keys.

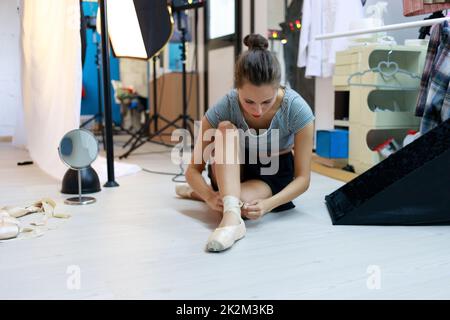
[
  {"left": 325, "top": 118, "right": 450, "bottom": 225},
  {"left": 133, "top": 0, "right": 173, "bottom": 59},
  {"left": 207, "top": 151, "right": 296, "bottom": 213},
  {"left": 419, "top": 11, "right": 445, "bottom": 39}
]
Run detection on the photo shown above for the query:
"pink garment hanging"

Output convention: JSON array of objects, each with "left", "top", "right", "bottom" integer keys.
[{"left": 403, "top": 0, "right": 450, "bottom": 17}]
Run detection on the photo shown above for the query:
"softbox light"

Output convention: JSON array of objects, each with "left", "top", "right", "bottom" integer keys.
[{"left": 101, "top": 0, "right": 174, "bottom": 59}]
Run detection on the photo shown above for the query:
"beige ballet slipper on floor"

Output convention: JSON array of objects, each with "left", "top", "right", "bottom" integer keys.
[
  {"left": 2, "top": 205, "right": 40, "bottom": 218},
  {"left": 175, "top": 183, "right": 194, "bottom": 199},
  {"left": 0, "top": 210, "right": 21, "bottom": 240},
  {"left": 1, "top": 198, "right": 56, "bottom": 219}
]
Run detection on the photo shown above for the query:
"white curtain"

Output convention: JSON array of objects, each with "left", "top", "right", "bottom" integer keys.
[{"left": 13, "top": 0, "right": 82, "bottom": 180}]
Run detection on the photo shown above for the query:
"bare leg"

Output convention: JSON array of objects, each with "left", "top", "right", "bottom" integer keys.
[
  {"left": 192, "top": 121, "right": 273, "bottom": 216},
  {"left": 209, "top": 165, "right": 272, "bottom": 216},
  {"left": 239, "top": 180, "right": 273, "bottom": 204},
  {"left": 214, "top": 121, "right": 241, "bottom": 198},
  {"left": 190, "top": 191, "right": 204, "bottom": 201},
  {"left": 213, "top": 121, "right": 242, "bottom": 227}
]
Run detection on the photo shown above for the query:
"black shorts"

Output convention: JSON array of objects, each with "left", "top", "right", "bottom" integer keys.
[{"left": 207, "top": 150, "right": 296, "bottom": 212}]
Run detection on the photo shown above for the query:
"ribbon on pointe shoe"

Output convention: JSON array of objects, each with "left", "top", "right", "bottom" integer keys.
[{"left": 1, "top": 198, "right": 57, "bottom": 218}]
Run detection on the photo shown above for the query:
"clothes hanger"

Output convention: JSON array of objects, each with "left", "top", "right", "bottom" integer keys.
[{"left": 347, "top": 49, "right": 421, "bottom": 90}]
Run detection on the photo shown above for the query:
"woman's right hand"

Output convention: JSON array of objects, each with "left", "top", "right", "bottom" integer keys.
[{"left": 205, "top": 191, "right": 223, "bottom": 212}]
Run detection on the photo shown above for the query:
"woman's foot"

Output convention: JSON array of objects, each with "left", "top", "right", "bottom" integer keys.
[
  {"left": 206, "top": 196, "right": 246, "bottom": 252},
  {"left": 175, "top": 184, "right": 194, "bottom": 199}
]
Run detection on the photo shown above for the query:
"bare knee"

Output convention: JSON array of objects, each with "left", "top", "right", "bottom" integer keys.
[
  {"left": 216, "top": 121, "right": 239, "bottom": 144},
  {"left": 214, "top": 121, "right": 240, "bottom": 162},
  {"left": 217, "top": 121, "right": 237, "bottom": 134},
  {"left": 239, "top": 181, "right": 273, "bottom": 204},
  {"left": 240, "top": 186, "right": 259, "bottom": 204},
  {"left": 240, "top": 190, "right": 254, "bottom": 204}
]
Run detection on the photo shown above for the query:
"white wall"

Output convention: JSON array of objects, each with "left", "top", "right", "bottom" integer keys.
[
  {"left": 0, "top": 0, "right": 21, "bottom": 137},
  {"left": 267, "top": 0, "right": 284, "bottom": 30},
  {"left": 208, "top": 46, "right": 235, "bottom": 105},
  {"left": 205, "top": 0, "right": 268, "bottom": 109},
  {"left": 364, "top": 0, "right": 428, "bottom": 44},
  {"left": 254, "top": 0, "right": 268, "bottom": 36},
  {"left": 267, "top": 0, "right": 287, "bottom": 85},
  {"left": 314, "top": 77, "right": 335, "bottom": 131}
]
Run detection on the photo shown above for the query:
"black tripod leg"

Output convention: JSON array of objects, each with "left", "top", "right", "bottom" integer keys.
[
  {"left": 119, "top": 122, "right": 161, "bottom": 159},
  {"left": 80, "top": 114, "right": 98, "bottom": 128},
  {"left": 123, "top": 113, "right": 153, "bottom": 149},
  {"left": 119, "top": 116, "right": 183, "bottom": 159},
  {"left": 123, "top": 125, "right": 146, "bottom": 148},
  {"left": 158, "top": 114, "right": 184, "bottom": 129}
]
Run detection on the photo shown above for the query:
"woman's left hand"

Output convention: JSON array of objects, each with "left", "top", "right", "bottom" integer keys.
[{"left": 242, "top": 199, "right": 272, "bottom": 220}]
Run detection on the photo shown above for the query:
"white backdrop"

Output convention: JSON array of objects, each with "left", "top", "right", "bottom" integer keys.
[
  {"left": 12, "top": 0, "right": 141, "bottom": 182},
  {"left": 13, "top": 0, "right": 82, "bottom": 180},
  {"left": 0, "top": 0, "right": 21, "bottom": 137}
]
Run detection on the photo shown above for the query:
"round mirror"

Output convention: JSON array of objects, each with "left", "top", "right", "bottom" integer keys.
[
  {"left": 58, "top": 129, "right": 99, "bottom": 205},
  {"left": 58, "top": 129, "right": 99, "bottom": 169}
]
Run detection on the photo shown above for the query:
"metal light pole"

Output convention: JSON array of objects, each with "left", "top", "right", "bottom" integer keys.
[{"left": 98, "top": 0, "right": 119, "bottom": 188}]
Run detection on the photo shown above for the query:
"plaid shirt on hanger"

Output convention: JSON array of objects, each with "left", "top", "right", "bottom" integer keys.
[
  {"left": 416, "top": 21, "right": 450, "bottom": 134},
  {"left": 416, "top": 22, "right": 442, "bottom": 118}
]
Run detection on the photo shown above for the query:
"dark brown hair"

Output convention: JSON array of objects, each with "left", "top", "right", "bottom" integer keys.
[{"left": 234, "top": 34, "right": 281, "bottom": 88}]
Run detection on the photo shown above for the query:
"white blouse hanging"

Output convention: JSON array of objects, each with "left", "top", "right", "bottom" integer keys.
[{"left": 297, "top": 0, "right": 364, "bottom": 78}]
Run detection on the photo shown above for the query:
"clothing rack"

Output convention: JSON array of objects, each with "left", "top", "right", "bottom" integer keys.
[{"left": 315, "top": 16, "right": 450, "bottom": 40}]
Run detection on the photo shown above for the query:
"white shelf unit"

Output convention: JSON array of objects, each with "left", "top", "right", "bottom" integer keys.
[{"left": 332, "top": 45, "right": 427, "bottom": 174}]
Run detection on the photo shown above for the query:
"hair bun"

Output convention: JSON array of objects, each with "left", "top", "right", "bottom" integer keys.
[{"left": 243, "top": 34, "right": 269, "bottom": 51}]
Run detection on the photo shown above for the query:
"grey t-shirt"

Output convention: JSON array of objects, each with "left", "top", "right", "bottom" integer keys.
[{"left": 204, "top": 87, "right": 315, "bottom": 154}]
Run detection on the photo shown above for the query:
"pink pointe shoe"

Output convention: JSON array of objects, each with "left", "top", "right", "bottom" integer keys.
[
  {"left": 0, "top": 210, "right": 21, "bottom": 240},
  {"left": 175, "top": 184, "right": 194, "bottom": 199},
  {"left": 206, "top": 208, "right": 246, "bottom": 252}
]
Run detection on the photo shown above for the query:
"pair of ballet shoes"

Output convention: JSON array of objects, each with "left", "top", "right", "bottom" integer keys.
[
  {"left": 0, "top": 198, "right": 69, "bottom": 241},
  {"left": 1, "top": 198, "right": 57, "bottom": 218}
]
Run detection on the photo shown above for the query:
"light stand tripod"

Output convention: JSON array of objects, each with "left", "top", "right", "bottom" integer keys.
[
  {"left": 176, "top": 10, "right": 196, "bottom": 137},
  {"left": 119, "top": 10, "right": 196, "bottom": 159},
  {"left": 120, "top": 55, "right": 179, "bottom": 153}
]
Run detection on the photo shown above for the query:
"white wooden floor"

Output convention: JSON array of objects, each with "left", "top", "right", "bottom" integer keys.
[{"left": 1, "top": 137, "right": 450, "bottom": 300}]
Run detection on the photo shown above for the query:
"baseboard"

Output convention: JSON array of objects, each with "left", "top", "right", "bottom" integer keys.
[
  {"left": 0, "top": 136, "right": 12, "bottom": 142},
  {"left": 312, "top": 153, "right": 347, "bottom": 169},
  {"left": 311, "top": 161, "right": 358, "bottom": 183}
]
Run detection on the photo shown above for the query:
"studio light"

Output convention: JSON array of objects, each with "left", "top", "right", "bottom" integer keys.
[
  {"left": 93, "top": 0, "right": 174, "bottom": 187},
  {"left": 99, "top": 0, "right": 174, "bottom": 59}
]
